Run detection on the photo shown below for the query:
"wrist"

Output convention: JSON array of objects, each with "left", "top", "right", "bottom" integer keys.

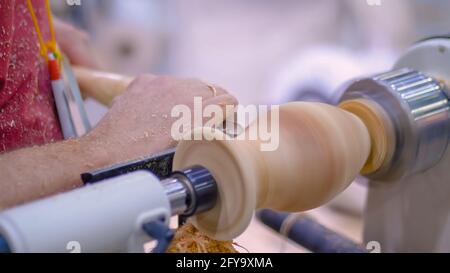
[
  {"left": 80, "top": 130, "right": 178, "bottom": 171},
  {"left": 78, "top": 134, "right": 115, "bottom": 170}
]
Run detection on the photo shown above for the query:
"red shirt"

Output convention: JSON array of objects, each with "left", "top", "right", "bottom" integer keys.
[{"left": 0, "top": 0, "right": 62, "bottom": 153}]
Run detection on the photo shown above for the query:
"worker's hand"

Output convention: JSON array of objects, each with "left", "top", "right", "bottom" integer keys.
[
  {"left": 54, "top": 18, "right": 100, "bottom": 69},
  {"left": 82, "top": 75, "right": 238, "bottom": 164}
]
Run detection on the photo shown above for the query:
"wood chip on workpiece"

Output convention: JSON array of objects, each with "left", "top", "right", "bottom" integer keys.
[{"left": 167, "top": 223, "right": 238, "bottom": 253}]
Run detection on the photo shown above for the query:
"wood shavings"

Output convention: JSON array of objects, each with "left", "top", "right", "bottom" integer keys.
[{"left": 167, "top": 223, "right": 238, "bottom": 253}]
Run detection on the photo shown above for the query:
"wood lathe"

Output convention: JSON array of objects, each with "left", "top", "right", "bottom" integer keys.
[{"left": 1, "top": 37, "right": 450, "bottom": 252}]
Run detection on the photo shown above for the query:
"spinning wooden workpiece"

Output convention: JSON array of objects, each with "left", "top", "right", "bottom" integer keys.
[{"left": 173, "top": 100, "right": 394, "bottom": 240}]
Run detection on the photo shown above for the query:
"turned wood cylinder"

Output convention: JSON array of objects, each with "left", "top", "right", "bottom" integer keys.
[{"left": 173, "top": 102, "right": 371, "bottom": 240}]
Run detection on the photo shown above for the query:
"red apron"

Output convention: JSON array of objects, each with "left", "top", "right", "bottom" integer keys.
[{"left": 0, "top": 0, "right": 63, "bottom": 153}]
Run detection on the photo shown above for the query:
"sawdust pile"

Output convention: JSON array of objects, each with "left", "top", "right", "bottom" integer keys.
[{"left": 167, "top": 223, "right": 239, "bottom": 253}]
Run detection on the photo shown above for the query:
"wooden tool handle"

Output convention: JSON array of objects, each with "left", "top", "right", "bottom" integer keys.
[{"left": 72, "top": 66, "right": 134, "bottom": 106}]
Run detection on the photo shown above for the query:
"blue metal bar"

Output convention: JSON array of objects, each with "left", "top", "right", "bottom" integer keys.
[
  {"left": 0, "top": 235, "right": 10, "bottom": 253},
  {"left": 257, "top": 209, "right": 366, "bottom": 253}
]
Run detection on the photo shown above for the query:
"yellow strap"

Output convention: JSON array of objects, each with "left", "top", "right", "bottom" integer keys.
[
  {"left": 26, "top": 0, "right": 48, "bottom": 60},
  {"left": 26, "top": 0, "right": 60, "bottom": 62},
  {"left": 44, "top": 0, "right": 57, "bottom": 54}
]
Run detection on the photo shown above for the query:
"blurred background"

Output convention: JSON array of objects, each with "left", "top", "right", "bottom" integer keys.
[{"left": 51, "top": 0, "right": 450, "bottom": 252}]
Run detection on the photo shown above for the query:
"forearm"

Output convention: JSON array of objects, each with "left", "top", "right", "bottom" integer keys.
[
  {"left": 0, "top": 131, "right": 174, "bottom": 210},
  {"left": 0, "top": 74, "right": 237, "bottom": 210},
  {"left": 0, "top": 138, "right": 109, "bottom": 209}
]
